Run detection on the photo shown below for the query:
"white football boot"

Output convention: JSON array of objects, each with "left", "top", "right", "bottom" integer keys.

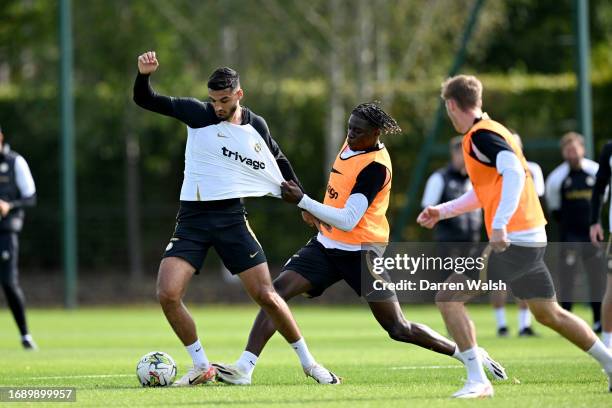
[
  {"left": 452, "top": 380, "right": 494, "bottom": 399},
  {"left": 172, "top": 365, "right": 216, "bottom": 387},
  {"left": 212, "top": 363, "right": 252, "bottom": 385},
  {"left": 303, "top": 363, "right": 341, "bottom": 384},
  {"left": 479, "top": 347, "right": 508, "bottom": 380}
]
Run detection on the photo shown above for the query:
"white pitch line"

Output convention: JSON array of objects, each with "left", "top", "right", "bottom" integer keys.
[
  {"left": 30, "top": 374, "right": 133, "bottom": 380},
  {"left": 31, "top": 367, "right": 459, "bottom": 378},
  {"left": 390, "top": 365, "right": 461, "bottom": 370}
]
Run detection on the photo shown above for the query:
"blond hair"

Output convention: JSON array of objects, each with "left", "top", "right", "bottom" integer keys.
[{"left": 441, "top": 75, "right": 483, "bottom": 111}]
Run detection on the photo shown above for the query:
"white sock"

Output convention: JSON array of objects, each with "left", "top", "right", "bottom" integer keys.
[
  {"left": 236, "top": 351, "right": 258, "bottom": 376},
  {"left": 587, "top": 339, "right": 612, "bottom": 373},
  {"left": 452, "top": 345, "right": 463, "bottom": 362},
  {"left": 186, "top": 339, "right": 209, "bottom": 370},
  {"left": 21, "top": 334, "right": 33, "bottom": 342},
  {"left": 290, "top": 338, "right": 316, "bottom": 368},
  {"left": 494, "top": 307, "right": 507, "bottom": 329},
  {"left": 603, "top": 332, "right": 612, "bottom": 348},
  {"left": 518, "top": 308, "right": 532, "bottom": 330},
  {"left": 460, "top": 347, "right": 488, "bottom": 383}
]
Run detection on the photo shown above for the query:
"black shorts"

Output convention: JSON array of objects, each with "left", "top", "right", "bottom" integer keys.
[
  {"left": 282, "top": 237, "right": 394, "bottom": 300},
  {"left": 162, "top": 200, "right": 266, "bottom": 274},
  {"left": 481, "top": 245, "right": 556, "bottom": 300}
]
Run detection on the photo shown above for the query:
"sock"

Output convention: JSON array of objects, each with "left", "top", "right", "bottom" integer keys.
[
  {"left": 21, "top": 334, "right": 32, "bottom": 342},
  {"left": 587, "top": 339, "right": 612, "bottom": 373},
  {"left": 603, "top": 332, "right": 612, "bottom": 348},
  {"left": 186, "top": 339, "right": 209, "bottom": 370},
  {"left": 290, "top": 338, "right": 316, "bottom": 368},
  {"left": 452, "top": 345, "right": 463, "bottom": 362},
  {"left": 236, "top": 351, "right": 258, "bottom": 376},
  {"left": 494, "top": 307, "right": 507, "bottom": 329},
  {"left": 518, "top": 308, "right": 532, "bottom": 330},
  {"left": 460, "top": 347, "right": 488, "bottom": 383}
]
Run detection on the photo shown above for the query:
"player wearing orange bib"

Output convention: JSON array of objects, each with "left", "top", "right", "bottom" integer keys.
[
  {"left": 418, "top": 75, "right": 612, "bottom": 397},
  {"left": 213, "top": 102, "right": 507, "bottom": 387}
]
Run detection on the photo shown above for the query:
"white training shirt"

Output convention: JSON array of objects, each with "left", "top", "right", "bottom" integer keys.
[{"left": 181, "top": 122, "right": 285, "bottom": 201}]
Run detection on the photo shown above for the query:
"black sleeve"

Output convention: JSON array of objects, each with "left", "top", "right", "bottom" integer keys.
[
  {"left": 590, "top": 142, "right": 612, "bottom": 225},
  {"left": 133, "top": 73, "right": 217, "bottom": 128},
  {"left": 250, "top": 113, "right": 305, "bottom": 192},
  {"left": 350, "top": 162, "right": 389, "bottom": 206},
  {"left": 8, "top": 194, "right": 36, "bottom": 210},
  {"left": 470, "top": 130, "right": 513, "bottom": 167}
]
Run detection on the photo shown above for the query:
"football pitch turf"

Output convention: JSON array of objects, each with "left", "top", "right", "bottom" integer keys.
[{"left": 0, "top": 304, "right": 610, "bottom": 407}]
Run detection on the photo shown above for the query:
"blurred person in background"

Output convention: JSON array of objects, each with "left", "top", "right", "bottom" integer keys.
[
  {"left": 0, "top": 125, "right": 37, "bottom": 350},
  {"left": 489, "top": 130, "right": 543, "bottom": 337},
  {"left": 546, "top": 132, "right": 605, "bottom": 333},
  {"left": 589, "top": 140, "right": 612, "bottom": 348}
]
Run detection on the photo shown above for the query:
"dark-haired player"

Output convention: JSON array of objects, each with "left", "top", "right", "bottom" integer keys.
[
  {"left": 213, "top": 103, "right": 507, "bottom": 386},
  {"left": 133, "top": 51, "right": 338, "bottom": 386}
]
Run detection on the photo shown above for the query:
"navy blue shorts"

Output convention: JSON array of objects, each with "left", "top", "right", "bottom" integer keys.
[{"left": 162, "top": 200, "right": 266, "bottom": 274}]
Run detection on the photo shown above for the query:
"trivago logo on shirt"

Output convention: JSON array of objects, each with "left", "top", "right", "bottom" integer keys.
[{"left": 221, "top": 146, "right": 266, "bottom": 170}]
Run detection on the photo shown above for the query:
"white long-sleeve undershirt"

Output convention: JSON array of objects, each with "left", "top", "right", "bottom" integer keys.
[
  {"left": 435, "top": 189, "right": 482, "bottom": 219},
  {"left": 435, "top": 151, "right": 525, "bottom": 230},
  {"left": 433, "top": 148, "right": 545, "bottom": 244},
  {"left": 492, "top": 150, "right": 525, "bottom": 229},
  {"left": 297, "top": 193, "right": 368, "bottom": 232}
]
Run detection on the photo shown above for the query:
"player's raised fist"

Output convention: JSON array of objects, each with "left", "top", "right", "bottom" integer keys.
[{"left": 137, "top": 51, "right": 159, "bottom": 74}]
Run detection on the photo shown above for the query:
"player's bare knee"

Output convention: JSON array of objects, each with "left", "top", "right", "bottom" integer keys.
[
  {"left": 387, "top": 321, "right": 413, "bottom": 342},
  {"left": 156, "top": 285, "right": 181, "bottom": 306},
  {"left": 532, "top": 306, "right": 561, "bottom": 328},
  {"left": 254, "top": 288, "right": 280, "bottom": 309}
]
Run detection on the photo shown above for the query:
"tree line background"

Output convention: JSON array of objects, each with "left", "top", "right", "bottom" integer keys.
[{"left": 1, "top": 0, "right": 612, "bottom": 302}]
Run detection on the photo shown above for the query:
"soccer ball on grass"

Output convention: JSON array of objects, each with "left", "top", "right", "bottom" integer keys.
[{"left": 136, "top": 351, "right": 177, "bottom": 387}]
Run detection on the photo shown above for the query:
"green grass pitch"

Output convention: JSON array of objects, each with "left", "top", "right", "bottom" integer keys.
[{"left": 0, "top": 304, "right": 610, "bottom": 407}]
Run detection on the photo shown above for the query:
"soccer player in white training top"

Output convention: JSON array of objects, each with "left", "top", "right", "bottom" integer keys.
[{"left": 133, "top": 51, "right": 339, "bottom": 386}]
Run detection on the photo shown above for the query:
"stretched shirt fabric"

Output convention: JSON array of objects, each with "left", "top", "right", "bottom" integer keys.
[
  {"left": 181, "top": 121, "right": 285, "bottom": 200},
  {"left": 133, "top": 73, "right": 301, "bottom": 201}
]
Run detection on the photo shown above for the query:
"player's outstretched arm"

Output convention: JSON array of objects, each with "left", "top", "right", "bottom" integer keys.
[
  {"left": 133, "top": 51, "right": 175, "bottom": 116},
  {"left": 281, "top": 162, "right": 387, "bottom": 232},
  {"left": 281, "top": 180, "right": 365, "bottom": 232},
  {"left": 419, "top": 189, "right": 482, "bottom": 230},
  {"left": 133, "top": 51, "right": 211, "bottom": 128}
]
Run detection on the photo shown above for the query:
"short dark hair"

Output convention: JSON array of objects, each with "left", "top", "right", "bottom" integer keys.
[
  {"left": 351, "top": 102, "right": 402, "bottom": 135},
  {"left": 207, "top": 67, "right": 240, "bottom": 91}
]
